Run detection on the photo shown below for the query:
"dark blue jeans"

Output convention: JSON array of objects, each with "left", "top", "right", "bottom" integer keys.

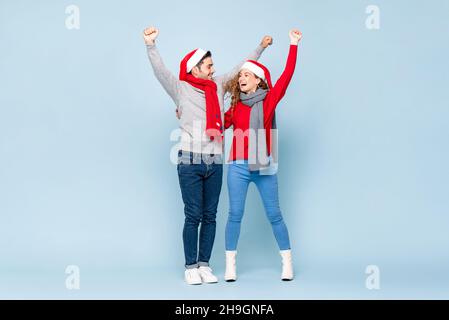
[{"left": 177, "top": 151, "right": 223, "bottom": 269}]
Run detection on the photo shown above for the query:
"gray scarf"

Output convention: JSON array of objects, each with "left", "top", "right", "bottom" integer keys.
[{"left": 240, "top": 88, "right": 277, "bottom": 172}]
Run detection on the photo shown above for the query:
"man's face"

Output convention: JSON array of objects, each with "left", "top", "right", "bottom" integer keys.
[{"left": 193, "top": 57, "right": 215, "bottom": 80}]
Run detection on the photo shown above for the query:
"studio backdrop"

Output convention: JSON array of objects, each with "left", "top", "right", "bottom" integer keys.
[{"left": 1, "top": 0, "right": 448, "bottom": 299}]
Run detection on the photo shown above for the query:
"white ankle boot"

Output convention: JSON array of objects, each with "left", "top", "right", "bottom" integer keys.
[
  {"left": 224, "top": 250, "right": 237, "bottom": 281},
  {"left": 280, "top": 249, "right": 294, "bottom": 281}
]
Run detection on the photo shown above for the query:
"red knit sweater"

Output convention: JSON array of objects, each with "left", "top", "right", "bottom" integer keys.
[{"left": 224, "top": 44, "right": 298, "bottom": 161}]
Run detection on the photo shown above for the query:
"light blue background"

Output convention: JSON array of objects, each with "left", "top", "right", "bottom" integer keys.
[{"left": 1, "top": 0, "right": 448, "bottom": 299}]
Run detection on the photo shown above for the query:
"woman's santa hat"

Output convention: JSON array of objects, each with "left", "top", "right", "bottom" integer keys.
[{"left": 240, "top": 60, "right": 273, "bottom": 88}]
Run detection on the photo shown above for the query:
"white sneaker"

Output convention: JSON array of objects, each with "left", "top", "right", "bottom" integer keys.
[
  {"left": 184, "top": 268, "right": 202, "bottom": 285},
  {"left": 198, "top": 266, "right": 218, "bottom": 284}
]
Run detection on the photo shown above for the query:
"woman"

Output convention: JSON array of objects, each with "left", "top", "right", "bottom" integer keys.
[{"left": 223, "top": 29, "right": 302, "bottom": 281}]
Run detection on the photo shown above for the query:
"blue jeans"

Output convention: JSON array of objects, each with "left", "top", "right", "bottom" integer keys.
[
  {"left": 225, "top": 161, "right": 291, "bottom": 251},
  {"left": 177, "top": 151, "right": 223, "bottom": 269}
]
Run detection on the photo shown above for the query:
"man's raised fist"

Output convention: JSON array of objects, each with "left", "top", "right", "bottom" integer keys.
[{"left": 143, "top": 27, "right": 159, "bottom": 45}]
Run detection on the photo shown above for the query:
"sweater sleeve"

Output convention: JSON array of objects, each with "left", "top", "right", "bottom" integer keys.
[
  {"left": 215, "top": 45, "right": 265, "bottom": 89},
  {"left": 224, "top": 107, "right": 234, "bottom": 129},
  {"left": 264, "top": 44, "right": 298, "bottom": 122},
  {"left": 146, "top": 44, "right": 182, "bottom": 105}
]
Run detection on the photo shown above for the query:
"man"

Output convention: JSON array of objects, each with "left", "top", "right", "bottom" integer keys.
[{"left": 143, "top": 26, "right": 272, "bottom": 285}]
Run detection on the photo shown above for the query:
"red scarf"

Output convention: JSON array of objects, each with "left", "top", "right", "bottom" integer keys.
[{"left": 179, "top": 49, "right": 223, "bottom": 141}]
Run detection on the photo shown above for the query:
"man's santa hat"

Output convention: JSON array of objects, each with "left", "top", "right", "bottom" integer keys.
[
  {"left": 185, "top": 48, "right": 208, "bottom": 73},
  {"left": 240, "top": 60, "right": 273, "bottom": 88}
]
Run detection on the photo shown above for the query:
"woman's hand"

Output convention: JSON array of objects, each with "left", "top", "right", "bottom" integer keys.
[
  {"left": 260, "top": 35, "right": 273, "bottom": 48},
  {"left": 143, "top": 26, "right": 159, "bottom": 45},
  {"left": 289, "top": 29, "right": 302, "bottom": 45}
]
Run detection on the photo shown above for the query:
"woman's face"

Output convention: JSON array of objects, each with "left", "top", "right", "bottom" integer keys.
[{"left": 238, "top": 69, "right": 261, "bottom": 93}]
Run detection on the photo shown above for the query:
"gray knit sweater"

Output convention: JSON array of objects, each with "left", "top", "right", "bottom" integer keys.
[{"left": 146, "top": 44, "right": 265, "bottom": 155}]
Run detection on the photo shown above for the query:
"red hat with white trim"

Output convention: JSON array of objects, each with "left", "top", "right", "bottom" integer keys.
[
  {"left": 185, "top": 48, "right": 208, "bottom": 73},
  {"left": 240, "top": 60, "right": 272, "bottom": 89}
]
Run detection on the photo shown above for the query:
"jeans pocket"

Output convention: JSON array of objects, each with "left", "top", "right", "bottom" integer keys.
[{"left": 177, "top": 162, "right": 195, "bottom": 176}]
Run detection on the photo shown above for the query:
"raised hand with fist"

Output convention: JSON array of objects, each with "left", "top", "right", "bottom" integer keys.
[
  {"left": 143, "top": 27, "right": 159, "bottom": 45},
  {"left": 289, "top": 29, "right": 302, "bottom": 45},
  {"left": 260, "top": 35, "right": 273, "bottom": 48}
]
